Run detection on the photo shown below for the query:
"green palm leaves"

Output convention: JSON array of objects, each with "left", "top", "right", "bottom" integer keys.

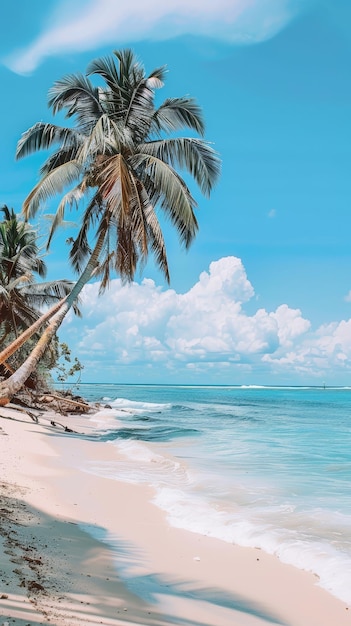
[
  {"left": 16, "top": 48, "right": 220, "bottom": 287},
  {"left": 0, "top": 206, "right": 77, "bottom": 344}
]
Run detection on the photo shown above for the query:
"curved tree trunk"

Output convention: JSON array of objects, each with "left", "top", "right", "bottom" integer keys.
[
  {"left": 0, "top": 229, "right": 105, "bottom": 405},
  {"left": 0, "top": 301, "right": 70, "bottom": 405},
  {"left": 0, "top": 296, "right": 67, "bottom": 366}
]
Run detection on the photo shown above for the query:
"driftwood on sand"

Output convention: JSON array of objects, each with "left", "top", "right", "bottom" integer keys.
[
  {"left": 38, "top": 393, "right": 90, "bottom": 412},
  {"left": 0, "top": 384, "right": 94, "bottom": 434}
]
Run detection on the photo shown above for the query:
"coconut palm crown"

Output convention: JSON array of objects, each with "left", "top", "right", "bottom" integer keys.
[{"left": 16, "top": 49, "right": 221, "bottom": 290}]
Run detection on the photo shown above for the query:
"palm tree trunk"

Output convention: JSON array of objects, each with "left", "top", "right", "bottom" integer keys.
[
  {"left": 0, "top": 230, "right": 105, "bottom": 405},
  {"left": 0, "top": 297, "right": 67, "bottom": 366},
  {"left": 0, "top": 302, "right": 70, "bottom": 405}
]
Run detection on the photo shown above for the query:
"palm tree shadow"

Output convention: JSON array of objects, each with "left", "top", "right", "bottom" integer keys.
[
  {"left": 0, "top": 481, "right": 290, "bottom": 626},
  {"left": 95, "top": 527, "right": 289, "bottom": 626}
]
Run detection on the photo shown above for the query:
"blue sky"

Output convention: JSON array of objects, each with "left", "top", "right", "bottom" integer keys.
[{"left": 1, "top": 0, "right": 351, "bottom": 385}]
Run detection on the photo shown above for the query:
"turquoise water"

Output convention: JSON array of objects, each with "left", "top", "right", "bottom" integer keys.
[{"left": 64, "top": 384, "right": 351, "bottom": 603}]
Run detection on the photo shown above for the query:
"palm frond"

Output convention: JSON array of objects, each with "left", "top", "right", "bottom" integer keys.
[
  {"left": 93, "top": 212, "right": 121, "bottom": 286},
  {"left": 138, "top": 138, "right": 221, "bottom": 197},
  {"left": 69, "top": 226, "right": 91, "bottom": 275},
  {"left": 23, "top": 161, "right": 82, "bottom": 220},
  {"left": 20, "top": 280, "right": 82, "bottom": 317},
  {"left": 123, "top": 77, "right": 155, "bottom": 141},
  {"left": 130, "top": 176, "right": 170, "bottom": 281},
  {"left": 132, "top": 153, "right": 198, "bottom": 248},
  {"left": 48, "top": 73, "right": 103, "bottom": 126},
  {"left": 3, "top": 297, "right": 40, "bottom": 330},
  {"left": 16, "top": 123, "right": 75, "bottom": 160},
  {"left": 94, "top": 250, "right": 116, "bottom": 293},
  {"left": 87, "top": 54, "right": 122, "bottom": 92},
  {"left": 46, "top": 182, "right": 86, "bottom": 248},
  {"left": 40, "top": 132, "right": 85, "bottom": 175},
  {"left": 127, "top": 174, "right": 149, "bottom": 258},
  {"left": 152, "top": 98, "right": 205, "bottom": 136},
  {"left": 4, "top": 285, "right": 78, "bottom": 326}
]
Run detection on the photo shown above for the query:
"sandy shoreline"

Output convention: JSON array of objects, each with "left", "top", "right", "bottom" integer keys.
[{"left": 0, "top": 405, "right": 350, "bottom": 626}]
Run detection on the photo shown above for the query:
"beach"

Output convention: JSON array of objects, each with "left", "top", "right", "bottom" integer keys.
[{"left": 0, "top": 400, "right": 350, "bottom": 626}]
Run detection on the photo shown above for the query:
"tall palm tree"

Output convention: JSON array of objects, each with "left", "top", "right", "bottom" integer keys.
[{"left": 0, "top": 49, "right": 220, "bottom": 404}]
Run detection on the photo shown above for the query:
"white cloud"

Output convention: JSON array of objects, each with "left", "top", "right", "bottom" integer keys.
[
  {"left": 269, "top": 304, "right": 310, "bottom": 348},
  {"left": 268, "top": 209, "right": 276, "bottom": 218},
  {"left": 5, "top": 0, "right": 309, "bottom": 73},
  {"left": 262, "top": 318, "right": 351, "bottom": 379},
  {"left": 344, "top": 290, "right": 351, "bottom": 302},
  {"left": 58, "top": 255, "right": 351, "bottom": 384}
]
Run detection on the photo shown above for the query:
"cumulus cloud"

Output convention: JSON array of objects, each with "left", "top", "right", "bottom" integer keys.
[
  {"left": 60, "top": 255, "right": 351, "bottom": 383},
  {"left": 59, "top": 255, "right": 351, "bottom": 384},
  {"left": 269, "top": 304, "right": 310, "bottom": 348},
  {"left": 261, "top": 316, "right": 351, "bottom": 380},
  {"left": 5, "top": 0, "right": 310, "bottom": 73}
]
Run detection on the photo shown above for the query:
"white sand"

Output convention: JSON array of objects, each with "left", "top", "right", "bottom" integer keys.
[{"left": 0, "top": 404, "right": 350, "bottom": 626}]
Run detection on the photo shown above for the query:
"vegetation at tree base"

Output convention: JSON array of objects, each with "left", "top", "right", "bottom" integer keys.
[
  {"left": 54, "top": 341, "right": 84, "bottom": 387},
  {"left": 0, "top": 49, "right": 220, "bottom": 405}
]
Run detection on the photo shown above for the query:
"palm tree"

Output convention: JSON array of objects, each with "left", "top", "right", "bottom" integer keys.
[
  {"left": 0, "top": 205, "right": 80, "bottom": 386},
  {"left": 0, "top": 206, "right": 76, "bottom": 338},
  {"left": 0, "top": 49, "right": 220, "bottom": 404}
]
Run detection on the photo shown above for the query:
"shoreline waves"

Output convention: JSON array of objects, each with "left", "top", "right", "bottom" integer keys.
[
  {"left": 73, "top": 383, "right": 351, "bottom": 605},
  {"left": 0, "top": 385, "right": 350, "bottom": 625}
]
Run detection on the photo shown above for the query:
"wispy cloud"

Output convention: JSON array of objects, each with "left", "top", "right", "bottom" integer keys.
[{"left": 5, "top": 0, "right": 309, "bottom": 74}]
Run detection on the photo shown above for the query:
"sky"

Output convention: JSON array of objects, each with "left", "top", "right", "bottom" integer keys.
[{"left": 1, "top": 0, "right": 351, "bottom": 386}]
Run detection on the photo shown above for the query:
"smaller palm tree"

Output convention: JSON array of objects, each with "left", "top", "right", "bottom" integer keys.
[
  {"left": 0, "top": 206, "right": 77, "bottom": 340},
  {"left": 0, "top": 205, "right": 79, "bottom": 383}
]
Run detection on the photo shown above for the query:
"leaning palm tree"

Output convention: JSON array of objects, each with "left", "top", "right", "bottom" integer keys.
[
  {"left": 0, "top": 205, "right": 77, "bottom": 340},
  {"left": 0, "top": 49, "right": 220, "bottom": 404},
  {"left": 0, "top": 205, "right": 80, "bottom": 386}
]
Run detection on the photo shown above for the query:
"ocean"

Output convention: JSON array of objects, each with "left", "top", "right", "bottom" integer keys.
[{"left": 62, "top": 384, "right": 351, "bottom": 604}]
